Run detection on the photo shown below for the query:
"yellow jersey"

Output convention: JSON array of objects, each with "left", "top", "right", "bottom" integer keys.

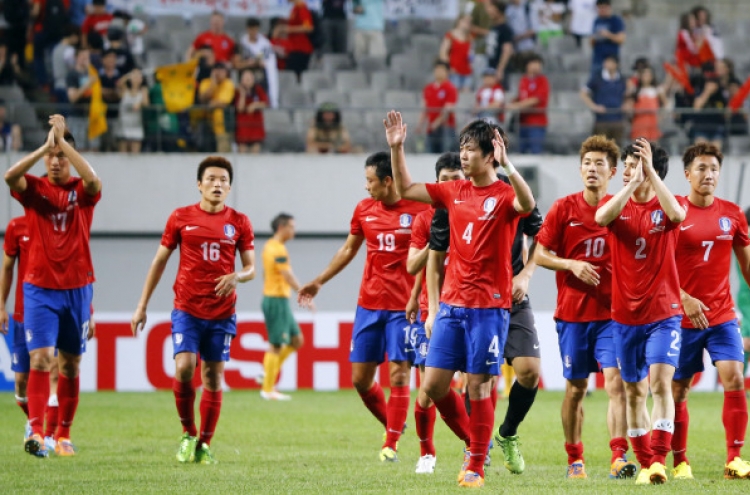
[{"left": 262, "top": 238, "right": 291, "bottom": 298}]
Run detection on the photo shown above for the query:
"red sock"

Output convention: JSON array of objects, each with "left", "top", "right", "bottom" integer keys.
[
  {"left": 467, "top": 398, "right": 493, "bottom": 478},
  {"left": 357, "top": 382, "right": 387, "bottom": 427},
  {"left": 55, "top": 375, "right": 79, "bottom": 440},
  {"left": 16, "top": 397, "right": 29, "bottom": 418},
  {"left": 44, "top": 405, "right": 59, "bottom": 438},
  {"left": 629, "top": 432, "right": 653, "bottom": 468},
  {"left": 723, "top": 390, "right": 748, "bottom": 463},
  {"left": 384, "top": 386, "right": 410, "bottom": 450},
  {"left": 651, "top": 428, "right": 673, "bottom": 466},
  {"left": 26, "top": 370, "right": 50, "bottom": 436},
  {"left": 173, "top": 379, "right": 197, "bottom": 436},
  {"left": 414, "top": 401, "right": 436, "bottom": 456},
  {"left": 672, "top": 401, "right": 689, "bottom": 466},
  {"left": 199, "top": 389, "right": 222, "bottom": 446},
  {"left": 609, "top": 437, "right": 629, "bottom": 463},
  {"left": 565, "top": 442, "right": 584, "bottom": 465},
  {"left": 490, "top": 387, "right": 498, "bottom": 410},
  {"left": 433, "top": 389, "right": 470, "bottom": 447}
]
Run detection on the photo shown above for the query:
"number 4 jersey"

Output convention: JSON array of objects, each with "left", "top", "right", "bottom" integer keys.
[{"left": 162, "top": 204, "right": 255, "bottom": 320}]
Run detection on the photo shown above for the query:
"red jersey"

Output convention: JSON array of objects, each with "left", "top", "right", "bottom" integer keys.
[
  {"left": 288, "top": 3, "right": 314, "bottom": 55},
  {"left": 536, "top": 192, "right": 613, "bottom": 322},
  {"left": 271, "top": 37, "right": 292, "bottom": 69},
  {"left": 235, "top": 84, "right": 268, "bottom": 144},
  {"left": 3, "top": 216, "right": 30, "bottom": 322},
  {"left": 11, "top": 175, "right": 99, "bottom": 290},
  {"left": 517, "top": 74, "right": 549, "bottom": 127},
  {"left": 475, "top": 83, "right": 505, "bottom": 123},
  {"left": 423, "top": 80, "right": 458, "bottom": 127},
  {"left": 446, "top": 33, "right": 472, "bottom": 76},
  {"left": 350, "top": 198, "right": 429, "bottom": 311},
  {"left": 81, "top": 12, "right": 114, "bottom": 36},
  {"left": 192, "top": 31, "right": 236, "bottom": 63},
  {"left": 676, "top": 197, "right": 750, "bottom": 328},
  {"left": 426, "top": 180, "right": 523, "bottom": 309},
  {"left": 162, "top": 204, "right": 254, "bottom": 320},
  {"left": 607, "top": 196, "right": 684, "bottom": 325},
  {"left": 410, "top": 208, "right": 435, "bottom": 321}
]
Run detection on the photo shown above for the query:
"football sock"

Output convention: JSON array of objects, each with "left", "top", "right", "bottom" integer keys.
[
  {"left": 262, "top": 352, "right": 280, "bottom": 393},
  {"left": 278, "top": 345, "right": 295, "bottom": 366},
  {"left": 565, "top": 441, "right": 584, "bottom": 464},
  {"left": 414, "top": 400, "right": 436, "bottom": 456},
  {"left": 56, "top": 375, "right": 79, "bottom": 440},
  {"left": 501, "top": 363, "right": 514, "bottom": 398},
  {"left": 26, "top": 370, "right": 50, "bottom": 437},
  {"left": 650, "top": 419, "right": 674, "bottom": 466},
  {"left": 628, "top": 429, "right": 653, "bottom": 468},
  {"left": 15, "top": 395, "right": 29, "bottom": 418},
  {"left": 433, "top": 389, "right": 470, "bottom": 447},
  {"left": 173, "top": 379, "right": 197, "bottom": 437},
  {"left": 199, "top": 389, "right": 222, "bottom": 446},
  {"left": 723, "top": 390, "right": 748, "bottom": 462},
  {"left": 467, "top": 398, "right": 493, "bottom": 478},
  {"left": 384, "top": 386, "right": 410, "bottom": 450},
  {"left": 672, "top": 400, "right": 689, "bottom": 466},
  {"left": 357, "top": 382, "right": 387, "bottom": 427},
  {"left": 609, "top": 436, "right": 629, "bottom": 463},
  {"left": 44, "top": 394, "right": 59, "bottom": 439},
  {"left": 498, "top": 382, "right": 538, "bottom": 438}
]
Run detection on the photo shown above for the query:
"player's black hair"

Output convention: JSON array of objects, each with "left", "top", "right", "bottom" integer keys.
[
  {"left": 63, "top": 129, "right": 76, "bottom": 149},
  {"left": 246, "top": 17, "right": 261, "bottom": 28},
  {"left": 434, "top": 60, "right": 450, "bottom": 71},
  {"left": 459, "top": 120, "right": 509, "bottom": 166},
  {"left": 621, "top": 141, "right": 669, "bottom": 179},
  {"left": 271, "top": 213, "right": 294, "bottom": 233},
  {"left": 92, "top": 0, "right": 106, "bottom": 6},
  {"left": 435, "top": 152, "right": 461, "bottom": 179},
  {"left": 364, "top": 152, "right": 392, "bottom": 182},
  {"left": 197, "top": 156, "right": 233, "bottom": 184},
  {"left": 682, "top": 142, "right": 723, "bottom": 169}
]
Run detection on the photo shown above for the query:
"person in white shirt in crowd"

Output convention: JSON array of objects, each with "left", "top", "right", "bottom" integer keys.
[
  {"left": 236, "top": 17, "right": 279, "bottom": 109},
  {"left": 532, "top": 0, "right": 566, "bottom": 47},
  {"left": 567, "top": 0, "right": 597, "bottom": 47},
  {"left": 474, "top": 68, "right": 505, "bottom": 124}
]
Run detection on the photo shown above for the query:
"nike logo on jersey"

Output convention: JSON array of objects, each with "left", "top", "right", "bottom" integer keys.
[
  {"left": 619, "top": 216, "right": 630, "bottom": 220},
  {"left": 734, "top": 440, "right": 744, "bottom": 445},
  {"left": 680, "top": 224, "right": 694, "bottom": 231},
  {"left": 533, "top": 344, "right": 540, "bottom": 349},
  {"left": 486, "top": 360, "right": 498, "bottom": 366},
  {"left": 21, "top": 236, "right": 29, "bottom": 241},
  {"left": 667, "top": 352, "right": 678, "bottom": 357},
  {"left": 454, "top": 199, "right": 465, "bottom": 204},
  {"left": 569, "top": 222, "right": 583, "bottom": 227},
  {"left": 365, "top": 216, "right": 377, "bottom": 222},
  {"left": 185, "top": 226, "right": 199, "bottom": 231}
]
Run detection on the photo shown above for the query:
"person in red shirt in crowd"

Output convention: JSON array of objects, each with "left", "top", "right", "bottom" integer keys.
[
  {"left": 475, "top": 69, "right": 505, "bottom": 125},
  {"left": 186, "top": 11, "right": 236, "bottom": 65},
  {"left": 506, "top": 54, "right": 549, "bottom": 154},
  {"left": 4, "top": 115, "right": 102, "bottom": 458},
  {"left": 269, "top": 17, "right": 292, "bottom": 71},
  {"left": 131, "top": 156, "right": 256, "bottom": 465},
  {"left": 235, "top": 69, "right": 268, "bottom": 154},
  {"left": 420, "top": 61, "right": 459, "bottom": 154},
  {"left": 287, "top": 0, "right": 315, "bottom": 82},
  {"left": 439, "top": 15, "right": 474, "bottom": 93},
  {"left": 81, "top": 0, "right": 113, "bottom": 41},
  {"left": 298, "top": 152, "right": 428, "bottom": 464}
]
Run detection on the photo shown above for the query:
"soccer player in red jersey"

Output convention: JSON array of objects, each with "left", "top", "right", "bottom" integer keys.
[
  {"left": 595, "top": 139, "right": 686, "bottom": 485},
  {"left": 386, "top": 111, "right": 535, "bottom": 487},
  {"left": 670, "top": 143, "right": 750, "bottom": 480},
  {"left": 4, "top": 115, "right": 101, "bottom": 457},
  {"left": 535, "top": 136, "right": 635, "bottom": 479},
  {"left": 406, "top": 152, "right": 464, "bottom": 474},
  {"left": 298, "top": 152, "right": 428, "bottom": 463},
  {"left": 131, "top": 157, "right": 255, "bottom": 464}
]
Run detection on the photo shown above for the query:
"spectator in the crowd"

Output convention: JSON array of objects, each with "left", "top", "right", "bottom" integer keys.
[
  {"left": 195, "top": 45, "right": 216, "bottom": 85},
  {"left": 197, "top": 62, "right": 235, "bottom": 153},
  {"left": 322, "top": 0, "right": 348, "bottom": 54},
  {"left": 439, "top": 15, "right": 475, "bottom": 93},
  {"left": 0, "top": 43, "right": 29, "bottom": 88},
  {"left": 506, "top": 0, "right": 537, "bottom": 70},
  {"left": 186, "top": 11, "right": 236, "bottom": 65},
  {"left": 124, "top": 13, "right": 147, "bottom": 67},
  {"left": 107, "top": 28, "right": 136, "bottom": 75},
  {"left": 506, "top": 54, "right": 549, "bottom": 154},
  {"left": 567, "top": 0, "right": 597, "bottom": 47},
  {"left": 99, "top": 48, "right": 123, "bottom": 151},
  {"left": 475, "top": 68, "right": 506, "bottom": 124},
  {"left": 116, "top": 68, "right": 148, "bottom": 153},
  {"left": 676, "top": 11, "right": 701, "bottom": 68},
  {"left": 625, "top": 65, "right": 667, "bottom": 141},
  {"left": 69, "top": 0, "right": 89, "bottom": 27},
  {"left": 721, "top": 59, "right": 748, "bottom": 136},
  {"left": 269, "top": 18, "right": 292, "bottom": 71},
  {"left": 485, "top": 0, "right": 514, "bottom": 89},
  {"left": 532, "top": 0, "right": 565, "bottom": 48},
  {"left": 306, "top": 102, "right": 352, "bottom": 154},
  {"left": 31, "top": 0, "right": 72, "bottom": 87},
  {"left": 51, "top": 25, "right": 81, "bottom": 103},
  {"left": 66, "top": 47, "right": 96, "bottom": 149},
  {"left": 690, "top": 61, "right": 727, "bottom": 150},
  {"left": 466, "top": 0, "right": 493, "bottom": 74},
  {"left": 3, "top": 0, "right": 30, "bottom": 71},
  {"left": 590, "top": 0, "right": 625, "bottom": 76},
  {"left": 419, "top": 60, "right": 458, "bottom": 154},
  {"left": 692, "top": 5, "right": 724, "bottom": 61},
  {"left": 143, "top": 79, "right": 185, "bottom": 152},
  {"left": 353, "top": 0, "right": 386, "bottom": 58},
  {"left": 81, "top": 0, "right": 114, "bottom": 44},
  {"left": 87, "top": 31, "right": 105, "bottom": 69},
  {"left": 236, "top": 17, "right": 279, "bottom": 109},
  {"left": 0, "top": 99, "right": 23, "bottom": 152},
  {"left": 287, "top": 0, "right": 315, "bottom": 81},
  {"left": 235, "top": 69, "right": 268, "bottom": 154},
  {"left": 580, "top": 54, "right": 627, "bottom": 144}
]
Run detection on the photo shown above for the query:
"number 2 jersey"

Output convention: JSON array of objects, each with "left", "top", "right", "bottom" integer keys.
[
  {"left": 350, "top": 197, "right": 428, "bottom": 311},
  {"left": 675, "top": 196, "right": 749, "bottom": 328},
  {"left": 161, "top": 204, "right": 255, "bottom": 320}
]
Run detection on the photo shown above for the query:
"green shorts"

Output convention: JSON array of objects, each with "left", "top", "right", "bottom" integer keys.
[{"left": 261, "top": 296, "right": 301, "bottom": 346}]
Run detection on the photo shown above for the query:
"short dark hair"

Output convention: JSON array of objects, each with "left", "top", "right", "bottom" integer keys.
[
  {"left": 365, "top": 151, "right": 392, "bottom": 181},
  {"left": 489, "top": 0, "right": 507, "bottom": 14},
  {"left": 63, "top": 129, "right": 76, "bottom": 149},
  {"left": 246, "top": 17, "right": 261, "bottom": 28},
  {"left": 63, "top": 25, "right": 80, "bottom": 40},
  {"left": 434, "top": 60, "right": 450, "bottom": 71},
  {"left": 435, "top": 152, "right": 461, "bottom": 179},
  {"left": 621, "top": 141, "right": 669, "bottom": 179},
  {"left": 596, "top": 0, "right": 611, "bottom": 5},
  {"left": 682, "top": 142, "right": 723, "bottom": 169},
  {"left": 271, "top": 213, "right": 294, "bottom": 233},
  {"left": 102, "top": 48, "right": 117, "bottom": 58},
  {"left": 459, "top": 120, "right": 509, "bottom": 166},
  {"left": 197, "top": 156, "right": 233, "bottom": 184},
  {"left": 525, "top": 53, "right": 544, "bottom": 69},
  {"left": 92, "top": 0, "right": 106, "bottom": 6}
]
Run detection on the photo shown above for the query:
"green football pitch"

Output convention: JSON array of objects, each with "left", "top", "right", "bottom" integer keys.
[{"left": 0, "top": 390, "right": 747, "bottom": 493}]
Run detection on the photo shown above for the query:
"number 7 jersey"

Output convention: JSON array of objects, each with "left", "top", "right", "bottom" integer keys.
[{"left": 162, "top": 204, "right": 255, "bottom": 320}]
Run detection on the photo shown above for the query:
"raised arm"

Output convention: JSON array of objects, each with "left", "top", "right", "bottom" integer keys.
[
  {"left": 50, "top": 115, "right": 102, "bottom": 195},
  {"left": 595, "top": 160, "right": 643, "bottom": 226},
  {"left": 298, "top": 234, "right": 364, "bottom": 306},
  {"left": 493, "top": 128, "right": 535, "bottom": 213},
  {"left": 4, "top": 129, "right": 54, "bottom": 193},
  {"left": 131, "top": 245, "right": 174, "bottom": 335},
  {"left": 384, "top": 111, "right": 432, "bottom": 203},
  {"left": 0, "top": 253, "right": 15, "bottom": 334},
  {"left": 634, "top": 138, "right": 685, "bottom": 223}
]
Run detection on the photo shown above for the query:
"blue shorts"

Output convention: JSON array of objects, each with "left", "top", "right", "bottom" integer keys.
[
  {"left": 412, "top": 321, "right": 430, "bottom": 367},
  {"left": 171, "top": 309, "right": 236, "bottom": 362},
  {"left": 612, "top": 315, "right": 682, "bottom": 383},
  {"left": 556, "top": 319, "right": 618, "bottom": 380},
  {"left": 23, "top": 283, "right": 93, "bottom": 356},
  {"left": 349, "top": 306, "right": 413, "bottom": 364},
  {"left": 10, "top": 317, "right": 30, "bottom": 373},
  {"left": 674, "top": 319, "right": 744, "bottom": 380},
  {"left": 425, "top": 303, "right": 509, "bottom": 375}
]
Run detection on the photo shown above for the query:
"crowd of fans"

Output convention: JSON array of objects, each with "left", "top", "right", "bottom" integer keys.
[{"left": 0, "top": 0, "right": 747, "bottom": 154}]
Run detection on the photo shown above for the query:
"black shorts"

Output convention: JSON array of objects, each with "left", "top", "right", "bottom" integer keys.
[{"left": 504, "top": 301, "right": 540, "bottom": 363}]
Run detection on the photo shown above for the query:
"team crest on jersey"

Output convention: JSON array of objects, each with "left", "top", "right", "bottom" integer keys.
[
  {"left": 651, "top": 210, "right": 664, "bottom": 226},
  {"left": 174, "top": 333, "right": 183, "bottom": 345},
  {"left": 719, "top": 217, "right": 732, "bottom": 233},
  {"left": 399, "top": 214, "right": 413, "bottom": 228},
  {"left": 350, "top": 340, "right": 355, "bottom": 352},
  {"left": 68, "top": 190, "right": 77, "bottom": 204},
  {"left": 483, "top": 197, "right": 497, "bottom": 213},
  {"left": 419, "top": 342, "right": 429, "bottom": 358},
  {"left": 224, "top": 224, "right": 236, "bottom": 239}
]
